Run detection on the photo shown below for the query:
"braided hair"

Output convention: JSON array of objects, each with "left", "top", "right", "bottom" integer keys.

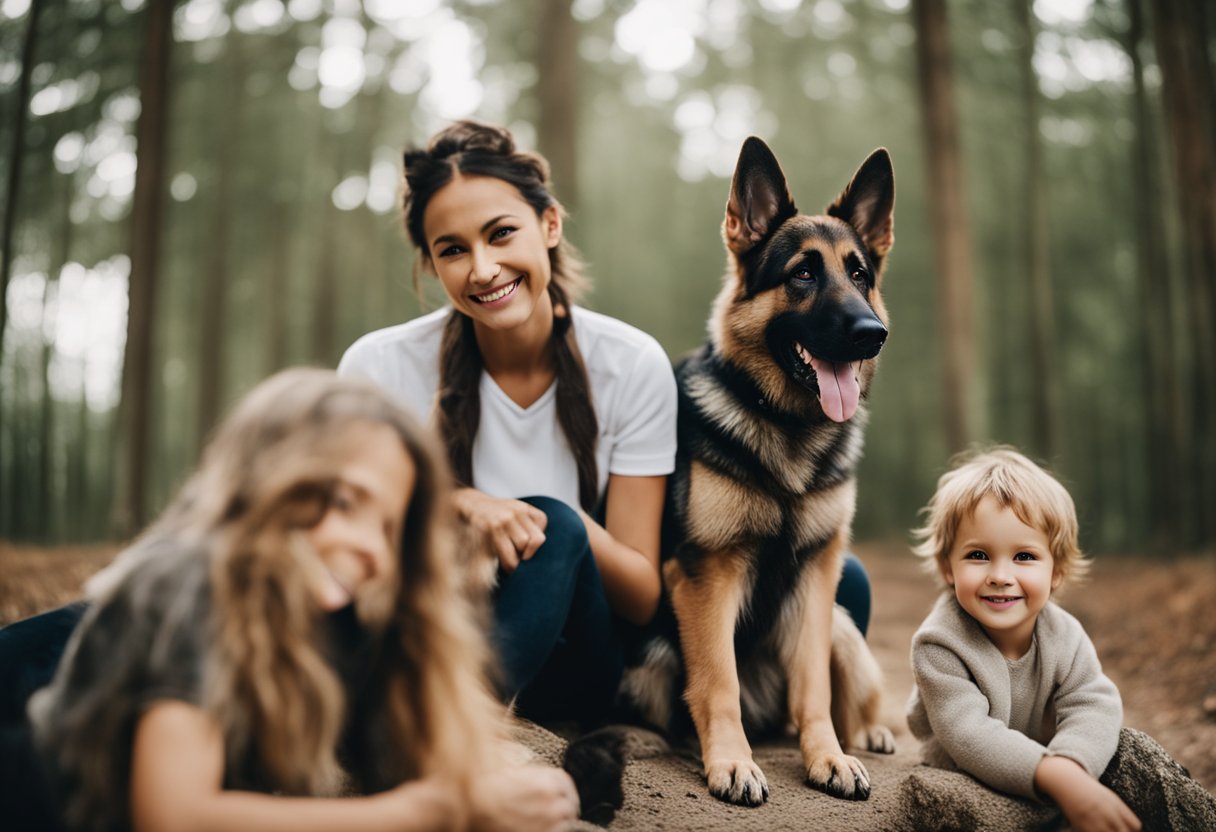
[{"left": 402, "top": 121, "right": 599, "bottom": 512}]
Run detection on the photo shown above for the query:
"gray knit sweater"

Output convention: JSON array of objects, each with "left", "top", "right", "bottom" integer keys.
[{"left": 906, "top": 593, "right": 1122, "bottom": 800}]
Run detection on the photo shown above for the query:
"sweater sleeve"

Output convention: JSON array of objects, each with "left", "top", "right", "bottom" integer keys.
[
  {"left": 911, "top": 641, "right": 1050, "bottom": 799},
  {"left": 1045, "top": 622, "right": 1122, "bottom": 778}
]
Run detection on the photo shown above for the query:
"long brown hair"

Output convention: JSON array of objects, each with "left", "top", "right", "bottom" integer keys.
[
  {"left": 51, "top": 369, "right": 506, "bottom": 829},
  {"left": 403, "top": 121, "right": 600, "bottom": 511}
]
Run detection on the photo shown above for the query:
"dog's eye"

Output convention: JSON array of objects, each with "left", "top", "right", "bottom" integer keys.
[
  {"left": 850, "top": 269, "right": 867, "bottom": 288},
  {"left": 792, "top": 266, "right": 815, "bottom": 283}
]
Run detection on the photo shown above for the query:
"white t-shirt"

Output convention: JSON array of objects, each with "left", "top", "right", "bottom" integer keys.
[{"left": 337, "top": 306, "right": 678, "bottom": 508}]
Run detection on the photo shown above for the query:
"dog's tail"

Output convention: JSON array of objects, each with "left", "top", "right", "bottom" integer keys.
[{"left": 562, "top": 725, "right": 670, "bottom": 826}]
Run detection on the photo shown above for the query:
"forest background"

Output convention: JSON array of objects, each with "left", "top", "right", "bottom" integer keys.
[{"left": 0, "top": 0, "right": 1213, "bottom": 559}]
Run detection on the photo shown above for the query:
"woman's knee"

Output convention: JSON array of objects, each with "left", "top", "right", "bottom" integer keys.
[
  {"left": 836, "top": 553, "right": 872, "bottom": 637},
  {"left": 520, "top": 496, "right": 591, "bottom": 564}
]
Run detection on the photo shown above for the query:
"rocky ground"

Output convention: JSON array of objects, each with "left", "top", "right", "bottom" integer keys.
[{"left": 2, "top": 540, "right": 1213, "bottom": 830}]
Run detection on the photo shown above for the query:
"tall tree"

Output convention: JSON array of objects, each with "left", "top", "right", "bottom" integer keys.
[
  {"left": 0, "top": 0, "right": 44, "bottom": 442},
  {"left": 1014, "top": 0, "right": 1059, "bottom": 462},
  {"left": 1150, "top": 0, "right": 1216, "bottom": 545},
  {"left": 197, "top": 36, "right": 246, "bottom": 448},
  {"left": 1118, "top": 0, "right": 1184, "bottom": 550},
  {"left": 114, "top": 0, "right": 174, "bottom": 537},
  {"left": 536, "top": 0, "right": 579, "bottom": 212},
  {"left": 912, "top": 0, "right": 978, "bottom": 453}
]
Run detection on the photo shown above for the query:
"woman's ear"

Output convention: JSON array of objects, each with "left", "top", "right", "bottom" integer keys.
[{"left": 542, "top": 205, "right": 562, "bottom": 247}]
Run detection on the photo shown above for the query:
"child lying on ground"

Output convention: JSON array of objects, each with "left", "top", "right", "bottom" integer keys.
[
  {"left": 0, "top": 369, "right": 579, "bottom": 832},
  {"left": 907, "top": 447, "right": 1215, "bottom": 832}
]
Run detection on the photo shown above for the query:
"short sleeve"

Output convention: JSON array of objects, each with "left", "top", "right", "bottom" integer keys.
[{"left": 607, "top": 337, "right": 677, "bottom": 477}]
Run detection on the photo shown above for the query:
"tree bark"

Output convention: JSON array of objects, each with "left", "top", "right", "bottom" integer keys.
[
  {"left": 114, "top": 0, "right": 174, "bottom": 537},
  {"left": 1123, "top": 0, "right": 1184, "bottom": 551},
  {"left": 912, "top": 0, "right": 977, "bottom": 453},
  {"left": 1015, "top": 0, "right": 1059, "bottom": 463},
  {"left": 536, "top": 0, "right": 579, "bottom": 212},
  {"left": 197, "top": 37, "right": 245, "bottom": 448},
  {"left": 1150, "top": 0, "right": 1216, "bottom": 547}
]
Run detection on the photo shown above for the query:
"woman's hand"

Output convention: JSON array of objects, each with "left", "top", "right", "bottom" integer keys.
[
  {"left": 1035, "top": 755, "right": 1141, "bottom": 832},
  {"left": 468, "top": 765, "right": 580, "bottom": 832},
  {"left": 453, "top": 489, "right": 547, "bottom": 573}
]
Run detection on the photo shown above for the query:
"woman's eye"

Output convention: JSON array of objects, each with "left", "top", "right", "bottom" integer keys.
[
  {"left": 437, "top": 244, "right": 463, "bottom": 258},
  {"left": 490, "top": 226, "right": 516, "bottom": 242}
]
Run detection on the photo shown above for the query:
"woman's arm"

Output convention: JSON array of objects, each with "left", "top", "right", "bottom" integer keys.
[
  {"left": 130, "top": 701, "right": 462, "bottom": 832},
  {"left": 582, "top": 473, "right": 665, "bottom": 626}
]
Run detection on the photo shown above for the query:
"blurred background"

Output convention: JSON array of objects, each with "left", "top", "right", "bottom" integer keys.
[{"left": 0, "top": 0, "right": 1213, "bottom": 554}]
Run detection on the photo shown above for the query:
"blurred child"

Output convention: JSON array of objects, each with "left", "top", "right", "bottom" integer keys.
[
  {"left": 0, "top": 369, "right": 579, "bottom": 832},
  {"left": 907, "top": 447, "right": 1214, "bottom": 832}
]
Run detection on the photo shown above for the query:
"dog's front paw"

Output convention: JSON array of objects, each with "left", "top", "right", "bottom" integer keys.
[
  {"left": 706, "top": 758, "right": 770, "bottom": 806},
  {"left": 864, "top": 724, "right": 895, "bottom": 754},
  {"left": 806, "top": 752, "right": 871, "bottom": 800}
]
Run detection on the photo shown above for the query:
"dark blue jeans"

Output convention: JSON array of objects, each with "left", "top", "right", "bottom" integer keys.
[{"left": 492, "top": 497, "right": 874, "bottom": 724}]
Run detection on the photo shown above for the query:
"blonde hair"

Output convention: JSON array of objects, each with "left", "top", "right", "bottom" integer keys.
[
  {"left": 58, "top": 369, "right": 506, "bottom": 829},
  {"left": 911, "top": 447, "right": 1089, "bottom": 587}
]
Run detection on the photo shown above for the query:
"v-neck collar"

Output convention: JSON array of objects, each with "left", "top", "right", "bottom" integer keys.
[{"left": 481, "top": 371, "right": 557, "bottom": 416}]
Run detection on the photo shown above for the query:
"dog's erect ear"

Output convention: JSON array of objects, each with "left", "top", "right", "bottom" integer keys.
[
  {"left": 827, "top": 148, "right": 895, "bottom": 270},
  {"left": 724, "top": 137, "right": 797, "bottom": 256}
]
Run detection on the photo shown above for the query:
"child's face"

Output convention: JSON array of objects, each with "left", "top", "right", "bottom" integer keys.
[
  {"left": 306, "top": 424, "right": 414, "bottom": 613},
  {"left": 943, "top": 496, "right": 1062, "bottom": 659},
  {"left": 423, "top": 174, "right": 561, "bottom": 336}
]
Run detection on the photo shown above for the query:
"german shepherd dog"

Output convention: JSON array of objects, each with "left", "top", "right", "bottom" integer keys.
[{"left": 608, "top": 138, "right": 897, "bottom": 808}]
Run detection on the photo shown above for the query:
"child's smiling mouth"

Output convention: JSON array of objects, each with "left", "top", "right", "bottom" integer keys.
[{"left": 980, "top": 595, "right": 1024, "bottom": 609}]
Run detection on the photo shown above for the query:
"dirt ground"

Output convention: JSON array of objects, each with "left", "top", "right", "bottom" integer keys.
[{"left": 2, "top": 538, "right": 1214, "bottom": 801}]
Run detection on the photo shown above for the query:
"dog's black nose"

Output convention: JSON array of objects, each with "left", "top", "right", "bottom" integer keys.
[{"left": 850, "top": 316, "right": 888, "bottom": 356}]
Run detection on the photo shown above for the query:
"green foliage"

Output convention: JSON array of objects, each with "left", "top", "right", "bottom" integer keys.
[{"left": 0, "top": 0, "right": 1208, "bottom": 553}]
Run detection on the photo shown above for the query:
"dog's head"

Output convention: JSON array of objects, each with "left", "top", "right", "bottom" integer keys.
[{"left": 710, "top": 137, "right": 894, "bottom": 423}]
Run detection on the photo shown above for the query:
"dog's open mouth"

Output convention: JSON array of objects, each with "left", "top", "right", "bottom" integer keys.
[{"left": 791, "top": 342, "right": 861, "bottom": 423}]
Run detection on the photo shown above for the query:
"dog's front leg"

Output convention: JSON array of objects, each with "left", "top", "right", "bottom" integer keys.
[
  {"left": 783, "top": 539, "right": 872, "bottom": 800},
  {"left": 665, "top": 556, "right": 768, "bottom": 806}
]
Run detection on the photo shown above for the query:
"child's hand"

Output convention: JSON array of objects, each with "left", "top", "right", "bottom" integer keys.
[
  {"left": 454, "top": 489, "right": 548, "bottom": 572},
  {"left": 469, "top": 765, "right": 580, "bottom": 832},
  {"left": 1035, "top": 755, "right": 1141, "bottom": 832}
]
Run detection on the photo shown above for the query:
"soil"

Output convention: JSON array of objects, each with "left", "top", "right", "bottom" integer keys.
[{"left": 2, "top": 539, "right": 1213, "bottom": 821}]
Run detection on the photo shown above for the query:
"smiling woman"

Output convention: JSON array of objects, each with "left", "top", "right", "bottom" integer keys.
[{"left": 339, "top": 121, "right": 678, "bottom": 725}]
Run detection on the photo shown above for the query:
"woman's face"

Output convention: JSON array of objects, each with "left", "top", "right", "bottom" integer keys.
[
  {"left": 422, "top": 174, "right": 562, "bottom": 334},
  {"left": 305, "top": 423, "right": 414, "bottom": 612}
]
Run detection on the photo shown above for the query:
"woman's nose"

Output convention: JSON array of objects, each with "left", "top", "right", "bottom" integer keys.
[{"left": 469, "top": 246, "right": 500, "bottom": 284}]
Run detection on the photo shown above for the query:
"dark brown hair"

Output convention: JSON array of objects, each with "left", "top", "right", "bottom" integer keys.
[{"left": 402, "top": 121, "right": 599, "bottom": 511}]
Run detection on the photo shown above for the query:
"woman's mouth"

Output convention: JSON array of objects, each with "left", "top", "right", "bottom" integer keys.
[{"left": 471, "top": 276, "right": 523, "bottom": 305}]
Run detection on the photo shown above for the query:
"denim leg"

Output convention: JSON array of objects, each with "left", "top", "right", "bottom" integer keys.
[
  {"left": 492, "top": 497, "right": 623, "bottom": 722},
  {"left": 835, "top": 553, "right": 872, "bottom": 637},
  {"left": 0, "top": 602, "right": 88, "bottom": 725}
]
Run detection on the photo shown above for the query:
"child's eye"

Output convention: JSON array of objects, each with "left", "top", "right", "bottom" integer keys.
[
  {"left": 1013, "top": 551, "right": 1038, "bottom": 561},
  {"left": 963, "top": 550, "right": 988, "bottom": 561},
  {"left": 490, "top": 226, "right": 516, "bottom": 242}
]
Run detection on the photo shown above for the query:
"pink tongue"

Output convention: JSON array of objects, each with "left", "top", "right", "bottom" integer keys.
[{"left": 809, "top": 357, "right": 860, "bottom": 422}]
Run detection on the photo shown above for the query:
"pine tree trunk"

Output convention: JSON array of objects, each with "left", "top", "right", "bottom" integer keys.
[
  {"left": 912, "top": 0, "right": 978, "bottom": 453},
  {"left": 536, "top": 0, "right": 579, "bottom": 212},
  {"left": 1150, "top": 0, "right": 1216, "bottom": 547},
  {"left": 114, "top": 0, "right": 174, "bottom": 537}
]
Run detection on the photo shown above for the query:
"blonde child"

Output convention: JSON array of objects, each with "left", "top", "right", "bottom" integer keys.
[
  {"left": 907, "top": 448, "right": 1214, "bottom": 832},
  {"left": 0, "top": 369, "right": 578, "bottom": 832}
]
